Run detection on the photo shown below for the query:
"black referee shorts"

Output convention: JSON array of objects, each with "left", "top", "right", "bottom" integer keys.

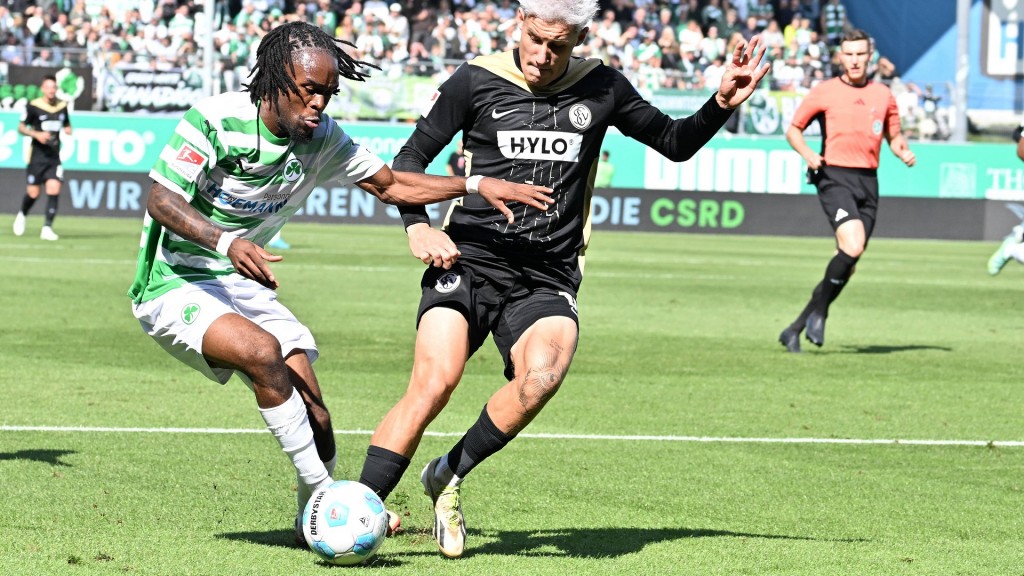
[
  {"left": 815, "top": 166, "right": 879, "bottom": 236},
  {"left": 417, "top": 252, "right": 579, "bottom": 381}
]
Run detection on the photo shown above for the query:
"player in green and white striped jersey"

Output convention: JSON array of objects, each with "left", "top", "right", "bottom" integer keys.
[{"left": 127, "top": 21, "right": 553, "bottom": 547}]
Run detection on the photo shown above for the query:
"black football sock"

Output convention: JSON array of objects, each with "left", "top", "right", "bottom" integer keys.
[
  {"left": 789, "top": 281, "right": 824, "bottom": 332},
  {"left": 19, "top": 194, "right": 37, "bottom": 215},
  {"left": 446, "top": 405, "right": 516, "bottom": 479},
  {"left": 44, "top": 195, "right": 59, "bottom": 227},
  {"left": 814, "top": 250, "right": 859, "bottom": 315},
  {"left": 358, "top": 445, "right": 410, "bottom": 501}
]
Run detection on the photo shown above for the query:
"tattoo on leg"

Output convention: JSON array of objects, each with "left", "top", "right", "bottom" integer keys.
[{"left": 517, "top": 340, "right": 566, "bottom": 409}]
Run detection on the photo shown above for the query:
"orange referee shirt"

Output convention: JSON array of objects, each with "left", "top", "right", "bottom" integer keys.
[{"left": 790, "top": 77, "right": 901, "bottom": 170}]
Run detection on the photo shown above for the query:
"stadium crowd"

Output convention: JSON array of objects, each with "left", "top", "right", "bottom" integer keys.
[{"left": 0, "top": 0, "right": 946, "bottom": 135}]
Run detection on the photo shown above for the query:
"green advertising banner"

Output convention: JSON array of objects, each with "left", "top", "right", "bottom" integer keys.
[{"left": 2, "top": 111, "right": 1022, "bottom": 201}]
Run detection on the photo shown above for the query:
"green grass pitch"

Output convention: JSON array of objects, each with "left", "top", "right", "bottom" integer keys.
[{"left": 1, "top": 217, "right": 1022, "bottom": 575}]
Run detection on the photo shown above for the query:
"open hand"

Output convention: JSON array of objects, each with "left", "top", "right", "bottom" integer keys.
[{"left": 716, "top": 35, "right": 771, "bottom": 110}]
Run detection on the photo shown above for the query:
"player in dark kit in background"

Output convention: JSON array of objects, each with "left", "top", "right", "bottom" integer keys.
[
  {"left": 778, "top": 29, "right": 915, "bottom": 353},
  {"left": 13, "top": 75, "right": 71, "bottom": 241},
  {"left": 357, "top": 0, "right": 770, "bottom": 558}
]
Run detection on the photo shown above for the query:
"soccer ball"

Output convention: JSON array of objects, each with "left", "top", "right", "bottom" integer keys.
[{"left": 301, "top": 480, "right": 388, "bottom": 565}]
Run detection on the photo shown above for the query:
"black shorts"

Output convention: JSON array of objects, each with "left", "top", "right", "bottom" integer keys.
[
  {"left": 26, "top": 156, "right": 63, "bottom": 185},
  {"left": 417, "top": 249, "right": 580, "bottom": 381},
  {"left": 815, "top": 166, "right": 879, "bottom": 237}
]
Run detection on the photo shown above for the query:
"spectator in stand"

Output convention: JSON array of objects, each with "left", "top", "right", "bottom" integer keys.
[
  {"left": 697, "top": 24, "right": 725, "bottom": 65},
  {"left": 761, "top": 18, "right": 784, "bottom": 50},
  {"left": 1, "top": 30, "right": 24, "bottom": 64},
  {"left": 749, "top": 0, "right": 774, "bottom": 29},
  {"left": 700, "top": 0, "right": 724, "bottom": 33},
  {"left": 677, "top": 18, "right": 703, "bottom": 56},
  {"left": 594, "top": 9, "right": 622, "bottom": 45},
  {"left": 719, "top": 8, "right": 741, "bottom": 43},
  {"left": 385, "top": 3, "right": 409, "bottom": 56},
  {"left": 797, "top": 0, "right": 821, "bottom": 25},
  {"left": 652, "top": 6, "right": 675, "bottom": 39},
  {"left": 821, "top": 0, "right": 848, "bottom": 45},
  {"left": 776, "top": 0, "right": 797, "bottom": 31},
  {"left": 657, "top": 26, "right": 682, "bottom": 71},
  {"left": 773, "top": 53, "right": 804, "bottom": 91},
  {"left": 739, "top": 14, "right": 760, "bottom": 41},
  {"left": 703, "top": 54, "right": 726, "bottom": 88},
  {"left": 314, "top": 0, "right": 338, "bottom": 34}
]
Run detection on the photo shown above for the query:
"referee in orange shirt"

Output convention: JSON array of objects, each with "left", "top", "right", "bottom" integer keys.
[{"left": 778, "top": 29, "right": 915, "bottom": 352}]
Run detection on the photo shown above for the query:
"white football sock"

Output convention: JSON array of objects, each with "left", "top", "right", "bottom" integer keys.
[
  {"left": 259, "top": 389, "right": 331, "bottom": 507},
  {"left": 297, "top": 453, "right": 337, "bottom": 516}
]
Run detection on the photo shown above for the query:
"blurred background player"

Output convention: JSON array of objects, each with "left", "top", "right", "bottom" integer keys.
[
  {"left": 13, "top": 75, "right": 71, "bottom": 241},
  {"left": 987, "top": 123, "right": 1024, "bottom": 275},
  {"left": 778, "top": 28, "right": 915, "bottom": 353}
]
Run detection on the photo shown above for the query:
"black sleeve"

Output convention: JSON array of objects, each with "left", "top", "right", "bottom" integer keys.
[
  {"left": 611, "top": 72, "right": 733, "bottom": 162},
  {"left": 395, "top": 63, "right": 475, "bottom": 229}
]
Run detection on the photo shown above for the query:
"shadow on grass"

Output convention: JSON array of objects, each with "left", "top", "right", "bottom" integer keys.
[
  {"left": 216, "top": 529, "right": 409, "bottom": 567},
  {"left": 838, "top": 344, "right": 954, "bottom": 354},
  {"left": 219, "top": 525, "right": 864, "bottom": 563},
  {"left": 460, "top": 527, "right": 865, "bottom": 558},
  {"left": 0, "top": 449, "right": 75, "bottom": 466}
]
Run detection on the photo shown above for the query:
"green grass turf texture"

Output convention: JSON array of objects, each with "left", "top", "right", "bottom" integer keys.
[{"left": 1, "top": 217, "right": 1022, "bottom": 575}]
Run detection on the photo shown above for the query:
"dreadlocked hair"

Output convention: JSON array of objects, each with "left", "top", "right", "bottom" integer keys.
[{"left": 242, "top": 21, "right": 378, "bottom": 107}]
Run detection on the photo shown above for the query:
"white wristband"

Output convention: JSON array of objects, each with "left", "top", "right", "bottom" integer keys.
[
  {"left": 465, "top": 174, "right": 484, "bottom": 194},
  {"left": 215, "top": 231, "right": 238, "bottom": 256}
]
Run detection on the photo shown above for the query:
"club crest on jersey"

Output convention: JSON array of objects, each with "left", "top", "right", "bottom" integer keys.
[
  {"left": 497, "top": 130, "right": 582, "bottom": 162},
  {"left": 872, "top": 119, "right": 883, "bottom": 135},
  {"left": 435, "top": 272, "right": 461, "bottom": 294},
  {"left": 283, "top": 157, "right": 303, "bottom": 182},
  {"left": 170, "top": 143, "right": 208, "bottom": 182},
  {"left": 181, "top": 303, "right": 200, "bottom": 325},
  {"left": 568, "top": 104, "right": 592, "bottom": 130}
]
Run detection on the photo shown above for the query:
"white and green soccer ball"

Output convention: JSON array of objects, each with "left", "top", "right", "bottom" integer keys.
[{"left": 302, "top": 480, "right": 388, "bottom": 566}]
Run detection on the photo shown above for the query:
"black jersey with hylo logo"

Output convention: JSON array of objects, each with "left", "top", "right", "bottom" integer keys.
[{"left": 397, "top": 49, "right": 733, "bottom": 267}]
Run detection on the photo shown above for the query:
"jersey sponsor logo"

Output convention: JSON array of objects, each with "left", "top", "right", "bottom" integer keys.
[
  {"left": 835, "top": 208, "right": 849, "bottom": 222},
  {"left": 568, "top": 104, "right": 592, "bottom": 130},
  {"left": 491, "top": 108, "right": 517, "bottom": 119},
  {"left": 497, "top": 130, "right": 582, "bottom": 162},
  {"left": 40, "top": 120, "right": 64, "bottom": 132},
  {"left": 435, "top": 272, "right": 461, "bottom": 294},
  {"left": 181, "top": 303, "right": 200, "bottom": 325},
  {"left": 171, "top": 143, "right": 207, "bottom": 182},
  {"left": 283, "top": 158, "right": 303, "bottom": 182}
]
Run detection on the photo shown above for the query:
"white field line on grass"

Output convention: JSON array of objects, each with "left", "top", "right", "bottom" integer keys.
[{"left": 2, "top": 425, "right": 1023, "bottom": 448}]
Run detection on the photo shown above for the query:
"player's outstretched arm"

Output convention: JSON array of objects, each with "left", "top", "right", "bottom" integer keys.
[
  {"left": 146, "top": 182, "right": 282, "bottom": 289},
  {"left": 357, "top": 166, "right": 554, "bottom": 224},
  {"left": 715, "top": 34, "right": 771, "bottom": 110}
]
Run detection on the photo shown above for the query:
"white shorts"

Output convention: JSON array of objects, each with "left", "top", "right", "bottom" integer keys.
[{"left": 131, "top": 275, "right": 318, "bottom": 385}]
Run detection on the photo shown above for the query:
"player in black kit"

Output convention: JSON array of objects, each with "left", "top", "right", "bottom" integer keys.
[
  {"left": 13, "top": 75, "right": 71, "bottom": 241},
  {"left": 358, "top": 0, "right": 770, "bottom": 558}
]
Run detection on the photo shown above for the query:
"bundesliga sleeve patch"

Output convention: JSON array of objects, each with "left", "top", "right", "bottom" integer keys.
[
  {"left": 421, "top": 90, "right": 441, "bottom": 118},
  {"left": 170, "top": 143, "right": 208, "bottom": 182}
]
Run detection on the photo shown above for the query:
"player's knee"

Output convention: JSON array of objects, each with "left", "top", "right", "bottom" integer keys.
[
  {"left": 407, "top": 374, "right": 458, "bottom": 418},
  {"left": 843, "top": 244, "right": 865, "bottom": 259},
  {"left": 239, "top": 335, "right": 287, "bottom": 383},
  {"left": 515, "top": 365, "right": 565, "bottom": 412}
]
